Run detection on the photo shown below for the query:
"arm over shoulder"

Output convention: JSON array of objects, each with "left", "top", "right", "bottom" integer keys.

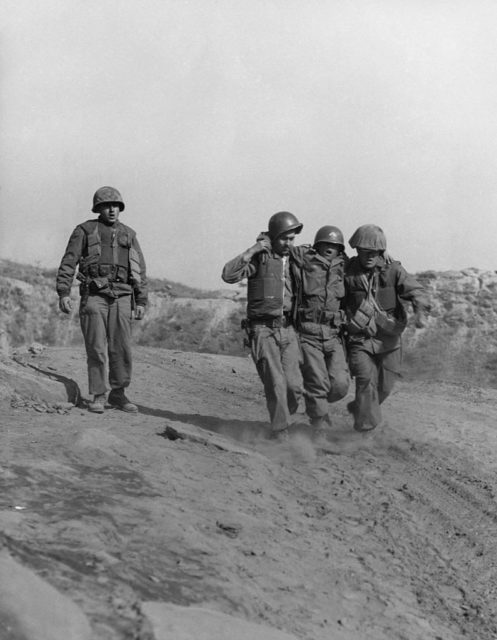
[{"left": 222, "top": 250, "right": 259, "bottom": 283}]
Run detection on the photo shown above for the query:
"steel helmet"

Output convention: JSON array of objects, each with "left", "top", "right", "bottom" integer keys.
[
  {"left": 92, "top": 186, "right": 125, "bottom": 213},
  {"left": 348, "top": 224, "right": 387, "bottom": 251},
  {"left": 267, "top": 211, "right": 303, "bottom": 240},
  {"left": 313, "top": 225, "right": 344, "bottom": 249}
]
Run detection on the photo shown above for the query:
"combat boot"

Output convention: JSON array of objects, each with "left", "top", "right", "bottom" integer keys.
[
  {"left": 108, "top": 388, "right": 138, "bottom": 413},
  {"left": 311, "top": 415, "right": 330, "bottom": 446},
  {"left": 354, "top": 420, "right": 386, "bottom": 433},
  {"left": 346, "top": 400, "right": 357, "bottom": 416},
  {"left": 347, "top": 401, "right": 367, "bottom": 431},
  {"left": 88, "top": 393, "right": 106, "bottom": 414}
]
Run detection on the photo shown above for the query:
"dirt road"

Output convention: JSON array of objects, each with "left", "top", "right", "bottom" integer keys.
[{"left": 1, "top": 346, "right": 497, "bottom": 639}]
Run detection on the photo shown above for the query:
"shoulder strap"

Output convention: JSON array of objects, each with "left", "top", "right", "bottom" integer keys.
[{"left": 360, "top": 272, "right": 384, "bottom": 313}]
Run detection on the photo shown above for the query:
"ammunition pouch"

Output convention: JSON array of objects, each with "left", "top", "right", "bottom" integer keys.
[
  {"left": 82, "top": 263, "right": 130, "bottom": 284},
  {"left": 347, "top": 298, "right": 376, "bottom": 336},
  {"left": 89, "top": 277, "right": 111, "bottom": 294},
  {"left": 96, "top": 264, "right": 112, "bottom": 277},
  {"left": 347, "top": 299, "right": 407, "bottom": 338},
  {"left": 347, "top": 272, "right": 407, "bottom": 339},
  {"left": 112, "top": 265, "right": 129, "bottom": 283},
  {"left": 374, "top": 308, "right": 407, "bottom": 337},
  {"left": 87, "top": 263, "right": 100, "bottom": 278}
]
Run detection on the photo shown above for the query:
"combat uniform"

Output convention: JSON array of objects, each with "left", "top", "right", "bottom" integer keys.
[
  {"left": 222, "top": 249, "right": 303, "bottom": 434},
  {"left": 344, "top": 256, "right": 427, "bottom": 430},
  {"left": 56, "top": 217, "right": 147, "bottom": 398},
  {"left": 292, "top": 245, "right": 349, "bottom": 422}
]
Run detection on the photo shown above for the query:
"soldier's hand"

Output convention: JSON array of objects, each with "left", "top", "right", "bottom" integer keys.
[
  {"left": 255, "top": 232, "right": 272, "bottom": 252},
  {"left": 59, "top": 296, "right": 72, "bottom": 314},
  {"left": 383, "top": 250, "right": 395, "bottom": 265},
  {"left": 135, "top": 305, "right": 145, "bottom": 320}
]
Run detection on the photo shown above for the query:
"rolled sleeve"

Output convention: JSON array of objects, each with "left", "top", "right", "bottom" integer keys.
[{"left": 222, "top": 253, "right": 257, "bottom": 284}]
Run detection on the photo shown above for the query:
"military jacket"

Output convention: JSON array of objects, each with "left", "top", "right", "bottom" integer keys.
[
  {"left": 344, "top": 256, "right": 428, "bottom": 352},
  {"left": 56, "top": 218, "right": 148, "bottom": 306},
  {"left": 290, "top": 245, "right": 345, "bottom": 328},
  {"left": 222, "top": 249, "right": 293, "bottom": 319}
]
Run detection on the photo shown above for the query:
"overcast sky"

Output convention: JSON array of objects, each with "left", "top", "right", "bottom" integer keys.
[{"left": 2, "top": 0, "right": 497, "bottom": 289}]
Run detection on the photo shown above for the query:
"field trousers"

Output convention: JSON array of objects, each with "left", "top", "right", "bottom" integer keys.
[
  {"left": 300, "top": 327, "right": 349, "bottom": 419},
  {"left": 250, "top": 324, "right": 303, "bottom": 433},
  {"left": 347, "top": 343, "right": 401, "bottom": 430},
  {"left": 79, "top": 294, "right": 133, "bottom": 396}
]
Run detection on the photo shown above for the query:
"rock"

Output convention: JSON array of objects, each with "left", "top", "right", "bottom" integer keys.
[
  {"left": 161, "top": 420, "right": 263, "bottom": 457},
  {"left": 54, "top": 401, "right": 75, "bottom": 411},
  {"left": 0, "top": 329, "right": 9, "bottom": 358},
  {"left": 215, "top": 520, "right": 242, "bottom": 538},
  {"left": 28, "top": 342, "right": 44, "bottom": 355},
  {"left": 0, "top": 360, "right": 69, "bottom": 405},
  {"left": 0, "top": 550, "right": 92, "bottom": 640},
  {"left": 141, "top": 602, "right": 300, "bottom": 640}
]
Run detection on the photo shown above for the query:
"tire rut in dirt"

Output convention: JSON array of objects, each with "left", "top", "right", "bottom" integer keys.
[{"left": 378, "top": 440, "right": 497, "bottom": 638}]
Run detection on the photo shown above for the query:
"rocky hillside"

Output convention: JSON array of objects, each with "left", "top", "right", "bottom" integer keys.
[
  {"left": 2, "top": 259, "right": 497, "bottom": 387},
  {"left": 0, "top": 260, "right": 245, "bottom": 357},
  {"left": 402, "top": 268, "right": 497, "bottom": 387}
]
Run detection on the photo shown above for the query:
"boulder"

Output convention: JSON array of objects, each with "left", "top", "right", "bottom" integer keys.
[
  {"left": 0, "top": 550, "right": 92, "bottom": 640},
  {"left": 0, "top": 360, "right": 69, "bottom": 405},
  {"left": 141, "top": 602, "right": 300, "bottom": 640}
]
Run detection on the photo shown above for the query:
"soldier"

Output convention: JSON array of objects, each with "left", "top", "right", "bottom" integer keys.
[
  {"left": 56, "top": 186, "right": 148, "bottom": 414},
  {"left": 221, "top": 212, "right": 304, "bottom": 441},
  {"left": 343, "top": 224, "right": 429, "bottom": 431},
  {"left": 291, "top": 226, "right": 349, "bottom": 442}
]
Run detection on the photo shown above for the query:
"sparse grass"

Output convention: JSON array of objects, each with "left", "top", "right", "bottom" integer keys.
[
  {"left": 3, "top": 258, "right": 497, "bottom": 389},
  {"left": 134, "top": 304, "right": 246, "bottom": 356},
  {"left": 0, "top": 258, "right": 243, "bottom": 354},
  {"left": 402, "top": 326, "right": 497, "bottom": 388}
]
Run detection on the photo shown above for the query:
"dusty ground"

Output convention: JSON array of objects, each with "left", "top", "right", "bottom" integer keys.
[{"left": 1, "top": 345, "right": 497, "bottom": 639}]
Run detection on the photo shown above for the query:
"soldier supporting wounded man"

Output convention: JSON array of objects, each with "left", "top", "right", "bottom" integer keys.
[
  {"left": 56, "top": 186, "right": 148, "bottom": 414},
  {"left": 221, "top": 212, "right": 304, "bottom": 442},
  {"left": 343, "top": 224, "right": 429, "bottom": 432}
]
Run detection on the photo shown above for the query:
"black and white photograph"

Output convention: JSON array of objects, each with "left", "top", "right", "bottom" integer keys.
[{"left": 1, "top": 1, "right": 497, "bottom": 638}]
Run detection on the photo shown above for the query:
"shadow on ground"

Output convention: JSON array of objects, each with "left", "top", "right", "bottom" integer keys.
[
  {"left": 137, "top": 404, "right": 271, "bottom": 441},
  {"left": 17, "top": 361, "right": 82, "bottom": 405}
]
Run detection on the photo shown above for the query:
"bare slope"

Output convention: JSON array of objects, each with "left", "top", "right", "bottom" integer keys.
[
  {"left": 4, "top": 258, "right": 497, "bottom": 385},
  {"left": 1, "top": 346, "right": 497, "bottom": 639}
]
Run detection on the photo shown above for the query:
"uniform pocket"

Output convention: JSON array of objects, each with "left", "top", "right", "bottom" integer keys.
[{"left": 118, "top": 232, "right": 130, "bottom": 248}]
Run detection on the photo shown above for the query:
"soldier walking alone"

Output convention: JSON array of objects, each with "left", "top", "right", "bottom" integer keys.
[
  {"left": 222, "top": 212, "right": 304, "bottom": 441},
  {"left": 56, "top": 186, "right": 148, "bottom": 413}
]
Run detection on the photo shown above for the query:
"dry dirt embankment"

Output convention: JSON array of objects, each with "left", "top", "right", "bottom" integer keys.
[
  {"left": 4, "top": 259, "right": 497, "bottom": 382},
  {"left": 1, "top": 345, "right": 497, "bottom": 639}
]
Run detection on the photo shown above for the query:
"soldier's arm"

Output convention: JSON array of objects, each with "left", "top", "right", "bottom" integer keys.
[
  {"left": 56, "top": 226, "right": 85, "bottom": 298},
  {"left": 131, "top": 235, "right": 148, "bottom": 307},
  {"left": 289, "top": 244, "right": 313, "bottom": 268},
  {"left": 396, "top": 265, "right": 430, "bottom": 316},
  {"left": 221, "top": 240, "right": 269, "bottom": 284}
]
